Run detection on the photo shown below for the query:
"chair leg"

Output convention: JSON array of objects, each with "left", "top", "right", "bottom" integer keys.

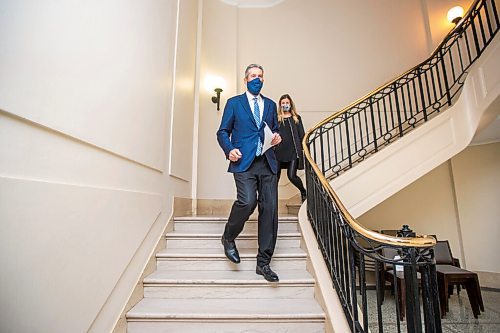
[
  {"left": 438, "top": 276, "right": 446, "bottom": 318},
  {"left": 446, "top": 280, "right": 450, "bottom": 313},
  {"left": 474, "top": 276, "right": 484, "bottom": 312},
  {"left": 380, "top": 269, "right": 386, "bottom": 304},
  {"left": 438, "top": 276, "right": 449, "bottom": 318},
  {"left": 380, "top": 279, "right": 386, "bottom": 304},
  {"left": 398, "top": 279, "right": 406, "bottom": 321},
  {"left": 465, "top": 280, "right": 481, "bottom": 318}
]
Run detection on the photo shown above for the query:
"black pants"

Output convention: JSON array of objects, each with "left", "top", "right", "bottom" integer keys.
[
  {"left": 277, "top": 159, "right": 306, "bottom": 195},
  {"left": 223, "top": 156, "right": 278, "bottom": 267}
]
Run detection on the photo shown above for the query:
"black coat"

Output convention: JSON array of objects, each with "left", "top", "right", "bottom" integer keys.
[{"left": 275, "top": 115, "right": 305, "bottom": 170}]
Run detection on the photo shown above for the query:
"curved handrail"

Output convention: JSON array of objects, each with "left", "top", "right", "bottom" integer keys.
[
  {"left": 309, "top": 0, "right": 491, "bottom": 137},
  {"left": 303, "top": 0, "right": 498, "bottom": 248},
  {"left": 302, "top": 1, "right": 498, "bottom": 330},
  {"left": 303, "top": 143, "right": 436, "bottom": 248}
]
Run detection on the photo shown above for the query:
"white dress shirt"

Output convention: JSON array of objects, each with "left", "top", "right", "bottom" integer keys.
[{"left": 246, "top": 91, "right": 264, "bottom": 123}]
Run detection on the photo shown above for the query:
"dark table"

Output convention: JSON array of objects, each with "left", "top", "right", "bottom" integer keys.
[{"left": 436, "top": 264, "right": 484, "bottom": 318}]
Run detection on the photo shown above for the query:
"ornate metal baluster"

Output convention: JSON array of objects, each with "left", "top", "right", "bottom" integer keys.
[{"left": 303, "top": 2, "right": 498, "bottom": 332}]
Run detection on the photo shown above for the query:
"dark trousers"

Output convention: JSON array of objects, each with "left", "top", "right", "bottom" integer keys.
[
  {"left": 277, "top": 159, "right": 306, "bottom": 195},
  {"left": 223, "top": 155, "right": 278, "bottom": 267}
]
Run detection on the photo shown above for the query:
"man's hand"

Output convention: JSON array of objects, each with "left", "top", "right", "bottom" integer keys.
[
  {"left": 271, "top": 133, "right": 282, "bottom": 146},
  {"left": 229, "top": 148, "right": 242, "bottom": 162}
]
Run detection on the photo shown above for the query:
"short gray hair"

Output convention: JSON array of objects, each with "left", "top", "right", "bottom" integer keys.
[{"left": 244, "top": 64, "right": 264, "bottom": 78}]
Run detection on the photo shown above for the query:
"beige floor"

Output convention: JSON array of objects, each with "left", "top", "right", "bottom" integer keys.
[{"left": 366, "top": 288, "right": 500, "bottom": 333}]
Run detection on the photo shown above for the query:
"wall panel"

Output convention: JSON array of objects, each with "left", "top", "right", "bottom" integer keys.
[{"left": 0, "top": 0, "right": 177, "bottom": 170}]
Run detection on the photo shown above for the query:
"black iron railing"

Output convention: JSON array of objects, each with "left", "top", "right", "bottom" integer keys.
[
  {"left": 308, "top": 0, "right": 499, "bottom": 180},
  {"left": 303, "top": 1, "right": 499, "bottom": 332}
]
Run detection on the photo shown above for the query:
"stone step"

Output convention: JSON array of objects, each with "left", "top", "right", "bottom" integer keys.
[
  {"left": 286, "top": 203, "right": 302, "bottom": 215},
  {"left": 127, "top": 298, "right": 325, "bottom": 333},
  {"left": 173, "top": 215, "right": 299, "bottom": 222},
  {"left": 143, "top": 269, "right": 315, "bottom": 299},
  {"left": 174, "top": 218, "right": 298, "bottom": 233},
  {"left": 165, "top": 231, "right": 302, "bottom": 249},
  {"left": 155, "top": 247, "right": 308, "bottom": 271}
]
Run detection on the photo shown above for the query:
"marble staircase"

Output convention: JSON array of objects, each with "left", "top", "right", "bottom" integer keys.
[{"left": 125, "top": 215, "right": 326, "bottom": 333}]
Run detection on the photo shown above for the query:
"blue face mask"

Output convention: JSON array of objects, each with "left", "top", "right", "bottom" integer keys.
[{"left": 247, "top": 78, "right": 263, "bottom": 95}]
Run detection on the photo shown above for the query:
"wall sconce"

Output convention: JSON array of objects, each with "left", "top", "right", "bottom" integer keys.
[
  {"left": 212, "top": 88, "right": 223, "bottom": 111},
  {"left": 447, "top": 6, "right": 464, "bottom": 25},
  {"left": 205, "top": 74, "right": 226, "bottom": 111}
]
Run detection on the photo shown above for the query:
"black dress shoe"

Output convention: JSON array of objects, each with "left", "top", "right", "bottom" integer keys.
[
  {"left": 221, "top": 236, "right": 240, "bottom": 264},
  {"left": 256, "top": 264, "right": 279, "bottom": 282}
]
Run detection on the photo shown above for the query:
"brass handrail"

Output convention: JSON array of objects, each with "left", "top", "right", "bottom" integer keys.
[
  {"left": 300, "top": 1, "right": 489, "bottom": 248},
  {"left": 302, "top": 135, "right": 435, "bottom": 247},
  {"left": 307, "top": 0, "right": 480, "bottom": 135},
  {"left": 302, "top": 2, "right": 499, "bottom": 329}
]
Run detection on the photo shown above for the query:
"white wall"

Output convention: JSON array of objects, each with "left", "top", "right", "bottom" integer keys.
[
  {"left": 169, "top": 0, "right": 199, "bottom": 181},
  {"left": 0, "top": 0, "right": 198, "bottom": 332},
  {"left": 197, "top": 0, "right": 447, "bottom": 200},
  {"left": 451, "top": 142, "right": 500, "bottom": 273},
  {"left": 357, "top": 142, "right": 500, "bottom": 276},
  {"left": 0, "top": 0, "right": 176, "bottom": 170},
  {"left": 198, "top": 0, "right": 239, "bottom": 199},
  {"left": 357, "top": 161, "right": 465, "bottom": 261}
]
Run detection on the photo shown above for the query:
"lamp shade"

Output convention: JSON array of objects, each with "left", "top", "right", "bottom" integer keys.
[
  {"left": 447, "top": 6, "right": 464, "bottom": 24},
  {"left": 205, "top": 75, "right": 226, "bottom": 93}
]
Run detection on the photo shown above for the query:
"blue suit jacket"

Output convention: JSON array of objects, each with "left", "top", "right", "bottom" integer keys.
[{"left": 217, "top": 93, "right": 279, "bottom": 174}]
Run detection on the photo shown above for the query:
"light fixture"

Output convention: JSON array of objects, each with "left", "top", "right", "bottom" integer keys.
[
  {"left": 204, "top": 74, "right": 226, "bottom": 111},
  {"left": 447, "top": 6, "right": 464, "bottom": 25},
  {"left": 212, "top": 88, "right": 223, "bottom": 111}
]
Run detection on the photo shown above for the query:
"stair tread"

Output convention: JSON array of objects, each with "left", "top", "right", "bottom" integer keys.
[
  {"left": 166, "top": 231, "right": 301, "bottom": 237},
  {"left": 156, "top": 247, "right": 307, "bottom": 258},
  {"left": 173, "top": 223, "right": 298, "bottom": 232},
  {"left": 144, "top": 269, "right": 314, "bottom": 284},
  {"left": 127, "top": 298, "right": 325, "bottom": 320},
  {"left": 174, "top": 215, "right": 298, "bottom": 221}
]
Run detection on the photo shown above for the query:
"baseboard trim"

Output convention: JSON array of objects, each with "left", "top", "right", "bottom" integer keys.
[
  {"left": 476, "top": 271, "right": 500, "bottom": 289},
  {"left": 298, "top": 203, "right": 350, "bottom": 333},
  {"left": 92, "top": 207, "right": 174, "bottom": 333}
]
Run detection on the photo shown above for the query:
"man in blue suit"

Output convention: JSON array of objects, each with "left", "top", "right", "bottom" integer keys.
[{"left": 217, "top": 64, "right": 282, "bottom": 282}]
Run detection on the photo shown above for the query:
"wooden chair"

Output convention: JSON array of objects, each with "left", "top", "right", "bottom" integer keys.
[
  {"left": 378, "top": 230, "right": 412, "bottom": 320},
  {"left": 433, "top": 240, "right": 462, "bottom": 294},
  {"left": 378, "top": 230, "right": 430, "bottom": 320},
  {"left": 433, "top": 240, "right": 484, "bottom": 318}
]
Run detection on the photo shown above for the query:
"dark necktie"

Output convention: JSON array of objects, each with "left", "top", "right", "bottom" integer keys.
[{"left": 253, "top": 97, "right": 262, "bottom": 156}]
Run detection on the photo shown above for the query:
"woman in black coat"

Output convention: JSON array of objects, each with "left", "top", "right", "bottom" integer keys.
[{"left": 275, "top": 94, "right": 307, "bottom": 202}]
